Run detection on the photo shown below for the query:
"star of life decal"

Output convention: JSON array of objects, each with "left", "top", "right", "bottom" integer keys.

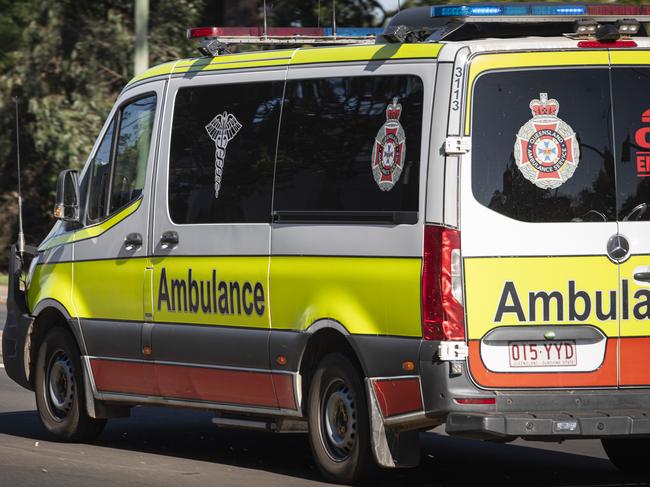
[
  {"left": 371, "top": 97, "right": 406, "bottom": 192},
  {"left": 513, "top": 93, "right": 580, "bottom": 190},
  {"left": 205, "top": 112, "right": 242, "bottom": 199}
]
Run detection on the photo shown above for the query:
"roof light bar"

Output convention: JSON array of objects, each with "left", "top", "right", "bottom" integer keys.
[
  {"left": 187, "top": 26, "right": 381, "bottom": 48},
  {"left": 187, "top": 26, "right": 381, "bottom": 55},
  {"left": 430, "top": 3, "right": 650, "bottom": 19}
]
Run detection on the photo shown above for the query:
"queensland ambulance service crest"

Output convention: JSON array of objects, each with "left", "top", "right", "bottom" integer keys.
[
  {"left": 371, "top": 97, "right": 406, "bottom": 191},
  {"left": 513, "top": 93, "right": 580, "bottom": 190}
]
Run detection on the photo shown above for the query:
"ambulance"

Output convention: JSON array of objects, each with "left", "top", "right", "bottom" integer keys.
[{"left": 4, "top": 3, "right": 650, "bottom": 483}]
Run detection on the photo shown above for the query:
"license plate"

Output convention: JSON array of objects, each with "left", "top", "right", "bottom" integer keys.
[{"left": 508, "top": 341, "right": 577, "bottom": 367}]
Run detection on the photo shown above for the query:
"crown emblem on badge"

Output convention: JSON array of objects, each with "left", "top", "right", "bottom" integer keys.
[
  {"left": 513, "top": 92, "right": 580, "bottom": 190},
  {"left": 529, "top": 93, "right": 559, "bottom": 116},
  {"left": 371, "top": 97, "right": 407, "bottom": 192},
  {"left": 386, "top": 97, "right": 402, "bottom": 121}
]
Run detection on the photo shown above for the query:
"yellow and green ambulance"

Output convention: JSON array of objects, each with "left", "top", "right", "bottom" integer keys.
[{"left": 4, "top": 3, "right": 650, "bottom": 483}]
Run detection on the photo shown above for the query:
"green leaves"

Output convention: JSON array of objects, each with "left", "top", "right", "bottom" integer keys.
[{"left": 0, "top": 0, "right": 203, "bottom": 265}]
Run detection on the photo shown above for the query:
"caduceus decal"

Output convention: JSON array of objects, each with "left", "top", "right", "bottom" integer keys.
[{"left": 205, "top": 112, "right": 242, "bottom": 198}]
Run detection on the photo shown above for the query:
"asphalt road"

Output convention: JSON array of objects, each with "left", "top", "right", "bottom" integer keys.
[{"left": 0, "top": 370, "right": 649, "bottom": 487}]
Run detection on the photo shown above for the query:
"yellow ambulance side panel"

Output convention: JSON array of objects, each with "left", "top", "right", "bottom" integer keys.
[
  {"left": 27, "top": 262, "right": 75, "bottom": 315},
  {"left": 290, "top": 43, "right": 441, "bottom": 65},
  {"left": 610, "top": 50, "right": 650, "bottom": 65},
  {"left": 464, "top": 256, "right": 619, "bottom": 340},
  {"left": 619, "top": 256, "right": 650, "bottom": 338},
  {"left": 72, "top": 258, "right": 146, "bottom": 322},
  {"left": 270, "top": 257, "right": 422, "bottom": 336},
  {"left": 151, "top": 256, "right": 270, "bottom": 328}
]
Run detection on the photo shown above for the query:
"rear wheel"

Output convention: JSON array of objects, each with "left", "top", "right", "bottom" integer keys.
[
  {"left": 601, "top": 438, "right": 650, "bottom": 473},
  {"left": 35, "top": 327, "right": 106, "bottom": 442},
  {"left": 307, "top": 353, "right": 374, "bottom": 484}
]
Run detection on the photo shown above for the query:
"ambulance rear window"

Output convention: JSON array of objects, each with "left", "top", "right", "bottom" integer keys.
[
  {"left": 612, "top": 67, "right": 650, "bottom": 222},
  {"left": 273, "top": 75, "right": 423, "bottom": 222},
  {"left": 471, "top": 68, "right": 616, "bottom": 223}
]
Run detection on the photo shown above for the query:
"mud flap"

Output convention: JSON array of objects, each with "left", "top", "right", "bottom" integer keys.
[
  {"left": 81, "top": 356, "right": 130, "bottom": 419},
  {"left": 2, "top": 244, "right": 36, "bottom": 391},
  {"left": 365, "top": 378, "right": 421, "bottom": 468}
]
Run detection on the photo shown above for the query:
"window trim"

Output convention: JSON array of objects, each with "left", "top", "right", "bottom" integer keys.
[{"left": 84, "top": 91, "right": 157, "bottom": 227}]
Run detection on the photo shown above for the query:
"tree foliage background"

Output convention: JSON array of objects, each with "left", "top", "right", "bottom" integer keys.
[
  {"left": 0, "top": 0, "right": 402, "bottom": 270},
  {"left": 0, "top": 0, "right": 644, "bottom": 270}
]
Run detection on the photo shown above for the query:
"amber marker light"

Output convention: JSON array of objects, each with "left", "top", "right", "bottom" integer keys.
[
  {"left": 402, "top": 360, "right": 415, "bottom": 372},
  {"left": 142, "top": 346, "right": 152, "bottom": 356},
  {"left": 276, "top": 355, "right": 287, "bottom": 366}
]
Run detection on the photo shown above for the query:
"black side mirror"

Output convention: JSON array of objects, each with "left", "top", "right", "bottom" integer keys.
[{"left": 54, "top": 169, "right": 80, "bottom": 222}]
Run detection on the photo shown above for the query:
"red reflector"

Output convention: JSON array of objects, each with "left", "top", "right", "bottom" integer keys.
[
  {"left": 454, "top": 397, "right": 496, "bottom": 405},
  {"left": 422, "top": 226, "right": 465, "bottom": 341},
  {"left": 578, "top": 40, "right": 638, "bottom": 48}
]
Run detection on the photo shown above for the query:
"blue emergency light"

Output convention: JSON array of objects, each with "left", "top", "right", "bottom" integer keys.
[{"left": 431, "top": 4, "right": 589, "bottom": 17}]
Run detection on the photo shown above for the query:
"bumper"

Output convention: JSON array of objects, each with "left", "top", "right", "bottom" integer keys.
[
  {"left": 2, "top": 244, "right": 36, "bottom": 391},
  {"left": 447, "top": 409, "right": 650, "bottom": 439},
  {"left": 417, "top": 341, "right": 650, "bottom": 440}
]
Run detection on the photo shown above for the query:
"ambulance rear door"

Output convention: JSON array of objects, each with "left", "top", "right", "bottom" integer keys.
[
  {"left": 461, "top": 52, "right": 620, "bottom": 389},
  {"left": 611, "top": 55, "right": 650, "bottom": 387}
]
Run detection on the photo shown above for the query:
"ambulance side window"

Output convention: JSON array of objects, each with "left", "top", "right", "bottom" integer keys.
[
  {"left": 109, "top": 95, "right": 157, "bottom": 213},
  {"left": 612, "top": 68, "right": 650, "bottom": 222},
  {"left": 86, "top": 120, "right": 115, "bottom": 222},
  {"left": 86, "top": 94, "right": 156, "bottom": 223},
  {"left": 471, "top": 69, "right": 616, "bottom": 223},
  {"left": 273, "top": 75, "right": 423, "bottom": 219},
  {"left": 168, "top": 81, "right": 282, "bottom": 224}
]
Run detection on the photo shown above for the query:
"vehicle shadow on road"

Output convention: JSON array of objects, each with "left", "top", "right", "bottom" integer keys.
[{"left": 0, "top": 407, "right": 648, "bottom": 486}]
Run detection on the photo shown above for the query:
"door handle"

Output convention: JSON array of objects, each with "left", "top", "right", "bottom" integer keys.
[
  {"left": 124, "top": 232, "right": 142, "bottom": 250},
  {"left": 634, "top": 272, "right": 650, "bottom": 283},
  {"left": 160, "top": 231, "right": 179, "bottom": 249}
]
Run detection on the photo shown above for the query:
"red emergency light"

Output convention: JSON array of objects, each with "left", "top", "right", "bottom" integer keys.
[{"left": 187, "top": 26, "right": 382, "bottom": 40}]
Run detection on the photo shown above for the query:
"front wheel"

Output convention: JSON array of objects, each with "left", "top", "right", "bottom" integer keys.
[
  {"left": 601, "top": 438, "right": 650, "bottom": 473},
  {"left": 35, "top": 327, "right": 106, "bottom": 442},
  {"left": 307, "top": 353, "right": 374, "bottom": 484}
]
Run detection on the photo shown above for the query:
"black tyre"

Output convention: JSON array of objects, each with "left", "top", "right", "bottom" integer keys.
[
  {"left": 35, "top": 327, "right": 106, "bottom": 442},
  {"left": 307, "top": 353, "right": 374, "bottom": 484},
  {"left": 602, "top": 438, "right": 650, "bottom": 473}
]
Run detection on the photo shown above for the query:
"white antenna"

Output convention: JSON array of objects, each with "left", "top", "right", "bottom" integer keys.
[
  {"left": 13, "top": 97, "right": 25, "bottom": 256},
  {"left": 398, "top": 0, "right": 401, "bottom": 12},
  {"left": 332, "top": 0, "right": 337, "bottom": 36}
]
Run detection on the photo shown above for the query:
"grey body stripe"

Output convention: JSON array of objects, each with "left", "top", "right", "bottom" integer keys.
[
  {"left": 80, "top": 319, "right": 143, "bottom": 360},
  {"left": 152, "top": 322, "right": 270, "bottom": 370}
]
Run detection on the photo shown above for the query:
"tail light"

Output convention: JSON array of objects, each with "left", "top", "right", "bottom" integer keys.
[{"left": 422, "top": 225, "right": 465, "bottom": 341}]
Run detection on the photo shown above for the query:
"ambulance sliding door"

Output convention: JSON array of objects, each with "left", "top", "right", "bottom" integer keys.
[
  {"left": 149, "top": 70, "right": 285, "bottom": 410},
  {"left": 610, "top": 59, "right": 650, "bottom": 387},
  {"left": 461, "top": 53, "right": 620, "bottom": 389},
  {"left": 74, "top": 81, "right": 164, "bottom": 396}
]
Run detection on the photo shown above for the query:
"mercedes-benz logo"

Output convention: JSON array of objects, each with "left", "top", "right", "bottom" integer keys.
[{"left": 607, "top": 234, "right": 630, "bottom": 263}]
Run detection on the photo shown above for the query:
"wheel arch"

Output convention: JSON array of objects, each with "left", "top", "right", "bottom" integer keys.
[
  {"left": 29, "top": 299, "right": 86, "bottom": 387},
  {"left": 297, "top": 319, "right": 369, "bottom": 416}
]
